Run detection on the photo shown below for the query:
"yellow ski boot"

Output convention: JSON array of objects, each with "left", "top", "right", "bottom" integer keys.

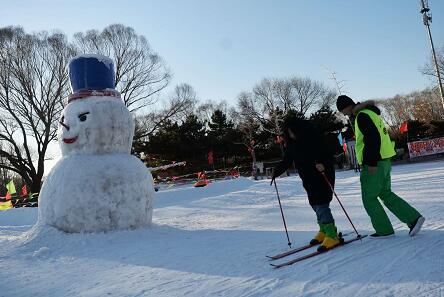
[
  {"left": 317, "top": 223, "right": 340, "bottom": 252},
  {"left": 310, "top": 222, "right": 325, "bottom": 245}
]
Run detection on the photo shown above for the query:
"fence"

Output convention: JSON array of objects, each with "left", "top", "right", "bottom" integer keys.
[{"left": 0, "top": 193, "right": 38, "bottom": 208}]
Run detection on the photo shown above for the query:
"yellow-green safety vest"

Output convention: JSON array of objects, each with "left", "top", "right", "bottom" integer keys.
[{"left": 354, "top": 109, "right": 396, "bottom": 165}]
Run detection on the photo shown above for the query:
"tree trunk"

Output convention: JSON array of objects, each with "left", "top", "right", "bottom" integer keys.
[{"left": 30, "top": 176, "right": 42, "bottom": 195}]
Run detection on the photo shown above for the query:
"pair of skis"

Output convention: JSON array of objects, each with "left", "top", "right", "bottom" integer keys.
[{"left": 267, "top": 233, "right": 367, "bottom": 269}]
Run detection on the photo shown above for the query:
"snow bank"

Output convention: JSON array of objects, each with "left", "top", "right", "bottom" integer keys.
[{"left": 0, "top": 207, "right": 37, "bottom": 226}]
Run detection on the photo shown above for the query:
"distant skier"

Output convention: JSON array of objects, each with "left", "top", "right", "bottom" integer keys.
[
  {"left": 271, "top": 116, "right": 340, "bottom": 252},
  {"left": 336, "top": 95, "right": 425, "bottom": 238}
]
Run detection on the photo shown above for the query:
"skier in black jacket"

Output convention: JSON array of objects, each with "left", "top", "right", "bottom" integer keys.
[{"left": 271, "top": 116, "right": 340, "bottom": 251}]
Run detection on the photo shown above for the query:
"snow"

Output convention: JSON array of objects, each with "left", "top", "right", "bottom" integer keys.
[
  {"left": 1, "top": 160, "right": 444, "bottom": 296},
  {"left": 71, "top": 54, "right": 114, "bottom": 69},
  {"left": 38, "top": 154, "right": 154, "bottom": 232}
]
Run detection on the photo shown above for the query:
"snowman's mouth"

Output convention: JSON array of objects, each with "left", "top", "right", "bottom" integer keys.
[{"left": 63, "top": 136, "right": 78, "bottom": 144}]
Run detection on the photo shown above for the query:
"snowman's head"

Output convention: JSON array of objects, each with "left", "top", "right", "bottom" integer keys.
[
  {"left": 58, "top": 97, "right": 134, "bottom": 156},
  {"left": 60, "top": 54, "right": 135, "bottom": 155}
]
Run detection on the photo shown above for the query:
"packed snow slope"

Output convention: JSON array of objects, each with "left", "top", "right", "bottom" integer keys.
[{"left": 1, "top": 161, "right": 443, "bottom": 297}]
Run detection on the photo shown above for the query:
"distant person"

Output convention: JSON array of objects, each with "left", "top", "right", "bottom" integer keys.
[
  {"left": 271, "top": 116, "right": 339, "bottom": 252},
  {"left": 336, "top": 95, "right": 425, "bottom": 238}
]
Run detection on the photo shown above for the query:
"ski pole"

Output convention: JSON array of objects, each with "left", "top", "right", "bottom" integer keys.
[
  {"left": 320, "top": 172, "right": 361, "bottom": 237},
  {"left": 271, "top": 179, "right": 292, "bottom": 248}
]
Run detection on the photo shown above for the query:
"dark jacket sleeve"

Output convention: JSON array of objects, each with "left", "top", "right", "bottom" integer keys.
[
  {"left": 357, "top": 113, "right": 381, "bottom": 166},
  {"left": 273, "top": 147, "right": 293, "bottom": 178}
]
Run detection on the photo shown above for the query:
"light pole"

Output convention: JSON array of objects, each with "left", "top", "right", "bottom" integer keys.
[{"left": 419, "top": 0, "right": 444, "bottom": 112}]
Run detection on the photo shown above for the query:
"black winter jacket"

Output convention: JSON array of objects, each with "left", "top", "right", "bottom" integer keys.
[{"left": 273, "top": 120, "right": 335, "bottom": 206}]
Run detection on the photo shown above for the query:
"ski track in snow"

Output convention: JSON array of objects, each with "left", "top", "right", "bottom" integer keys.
[{"left": 1, "top": 160, "right": 444, "bottom": 296}]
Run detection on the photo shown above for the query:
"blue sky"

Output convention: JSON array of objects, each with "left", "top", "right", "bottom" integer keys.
[{"left": 2, "top": 0, "right": 444, "bottom": 106}]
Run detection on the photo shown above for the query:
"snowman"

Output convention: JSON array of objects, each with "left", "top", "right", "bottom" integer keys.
[{"left": 38, "top": 54, "right": 154, "bottom": 233}]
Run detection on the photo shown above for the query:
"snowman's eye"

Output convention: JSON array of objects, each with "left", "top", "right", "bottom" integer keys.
[{"left": 78, "top": 112, "right": 90, "bottom": 122}]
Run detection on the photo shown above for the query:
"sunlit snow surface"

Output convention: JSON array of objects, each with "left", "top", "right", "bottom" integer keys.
[{"left": 1, "top": 160, "right": 443, "bottom": 296}]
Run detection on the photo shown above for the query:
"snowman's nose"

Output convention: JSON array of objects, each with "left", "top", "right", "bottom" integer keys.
[{"left": 60, "top": 121, "right": 70, "bottom": 131}]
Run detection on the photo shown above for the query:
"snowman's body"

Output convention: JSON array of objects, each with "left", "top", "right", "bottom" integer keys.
[
  {"left": 38, "top": 56, "right": 154, "bottom": 233},
  {"left": 39, "top": 154, "right": 154, "bottom": 232}
]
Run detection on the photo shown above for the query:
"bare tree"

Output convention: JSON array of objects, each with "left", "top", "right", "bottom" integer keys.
[
  {"left": 196, "top": 100, "right": 230, "bottom": 124},
  {"left": 231, "top": 106, "right": 262, "bottom": 178},
  {"left": 0, "top": 27, "right": 75, "bottom": 192},
  {"left": 422, "top": 45, "right": 444, "bottom": 85},
  {"left": 237, "top": 81, "right": 281, "bottom": 139},
  {"left": 237, "top": 85, "right": 286, "bottom": 157},
  {"left": 254, "top": 79, "right": 287, "bottom": 134},
  {"left": 290, "top": 77, "right": 335, "bottom": 115},
  {"left": 237, "top": 77, "right": 336, "bottom": 156},
  {"left": 323, "top": 66, "right": 347, "bottom": 94},
  {"left": 134, "top": 83, "right": 197, "bottom": 141},
  {"left": 318, "top": 89, "right": 338, "bottom": 110},
  {"left": 411, "top": 88, "right": 444, "bottom": 122},
  {"left": 272, "top": 79, "right": 293, "bottom": 111},
  {"left": 379, "top": 88, "right": 444, "bottom": 126},
  {"left": 239, "top": 77, "right": 334, "bottom": 133},
  {"left": 379, "top": 95, "right": 415, "bottom": 128},
  {"left": 73, "top": 24, "right": 171, "bottom": 112}
]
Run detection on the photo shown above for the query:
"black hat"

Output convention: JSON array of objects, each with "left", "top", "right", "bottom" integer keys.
[{"left": 336, "top": 95, "right": 355, "bottom": 111}]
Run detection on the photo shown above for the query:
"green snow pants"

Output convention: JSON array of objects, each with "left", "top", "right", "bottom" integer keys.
[{"left": 360, "top": 159, "right": 421, "bottom": 235}]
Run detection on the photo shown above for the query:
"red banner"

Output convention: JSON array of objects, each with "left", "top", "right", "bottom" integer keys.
[
  {"left": 400, "top": 122, "right": 408, "bottom": 133},
  {"left": 408, "top": 137, "right": 444, "bottom": 158}
]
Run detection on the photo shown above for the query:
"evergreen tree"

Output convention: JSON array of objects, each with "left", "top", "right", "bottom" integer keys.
[
  {"left": 309, "top": 106, "right": 345, "bottom": 156},
  {"left": 309, "top": 106, "right": 344, "bottom": 134},
  {"left": 145, "top": 120, "right": 181, "bottom": 165},
  {"left": 208, "top": 110, "right": 237, "bottom": 168},
  {"left": 178, "top": 115, "right": 207, "bottom": 162},
  {"left": 208, "top": 110, "right": 234, "bottom": 140},
  {"left": 429, "top": 120, "right": 444, "bottom": 136},
  {"left": 408, "top": 120, "right": 430, "bottom": 140}
]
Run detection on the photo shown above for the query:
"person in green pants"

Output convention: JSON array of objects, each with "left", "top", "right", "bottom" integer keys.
[{"left": 336, "top": 95, "right": 425, "bottom": 238}]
